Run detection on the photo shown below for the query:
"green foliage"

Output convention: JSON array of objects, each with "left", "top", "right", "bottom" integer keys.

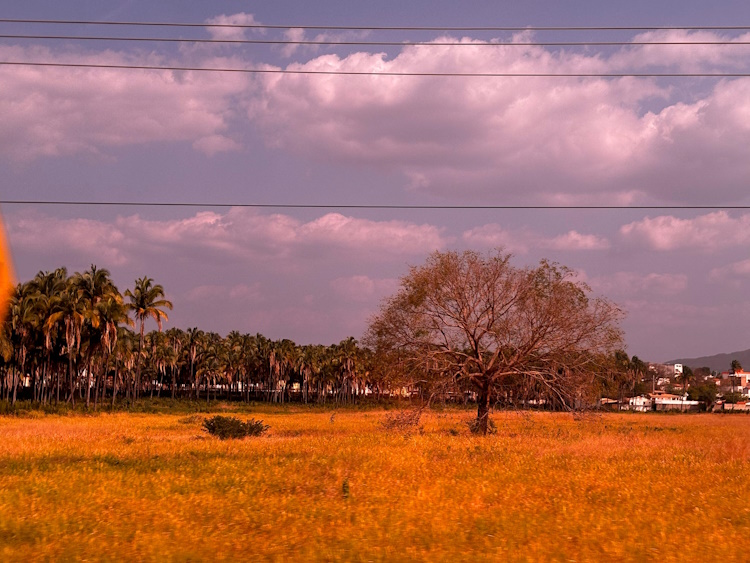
[
  {"left": 693, "top": 367, "right": 712, "bottom": 380},
  {"left": 633, "top": 380, "right": 650, "bottom": 396},
  {"left": 687, "top": 382, "right": 718, "bottom": 405},
  {"left": 202, "top": 415, "right": 269, "bottom": 439},
  {"left": 722, "top": 391, "right": 745, "bottom": 404}
]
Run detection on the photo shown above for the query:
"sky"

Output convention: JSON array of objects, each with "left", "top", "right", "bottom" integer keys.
[{"left": 3, "top": 0, "right": 750, "bottom": 362}]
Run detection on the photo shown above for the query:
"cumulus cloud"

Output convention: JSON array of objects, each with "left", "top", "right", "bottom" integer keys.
[
  {"left": 709, "top": 258, "right": 750, "bottom": 285},
  {"left": 8, "top": 211, "right": 129, "bottom": 266},
  {"left": 205, "top": 13, "right": 261, "bottom": 41},
  {"left": 608, "top": 30, "right": 750, "bottom": 72},
  {"left": 248, "top": 33, "right": 750, "bottom": 203},
  {"left": 6, "top": 208, "right": 447, "bottom": 267},
  {"left": 543, "top": 231, "right": 611, "bottom": 251},
  {"left": 461, "top": 224, "right": 531, "bottom": 253},
  {"left": 588, "top": 272, "right": 688, "bottom": 297},
  {"left": 0, "top": 46, "right": 249, "bottom": 161},
  {"left": 192, "top": 134, "right": 242, "bottom": 156},
  {"left": 278, "top": 28, "right": 373, "bottom": 59},
  {"left": 7, "top": 27, "right": 750, "bottom": 205},
  {"left": 462, "top": 224, "right": 609, "bottom": 253},
  {"left": 281, "top": 28, "right": 305, "bottom": 58},
  {"left": 620, "top": 212, "right": 750, "bottom": 251},
  {"left": 298, "top": 213, "right": 445, "bottom": 254}
]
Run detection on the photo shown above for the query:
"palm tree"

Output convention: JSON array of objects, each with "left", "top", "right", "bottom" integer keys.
[
  {"left": 8, "top": 283, "right": 39, "bottom": 404},
  {"left": 94, "top": 293, "right": 131, "bottom": 407},
  {"left": 164, "top": 327, "right": 184, "bottom": 399},
  {"left": 112, "top": 327, "right": 136, "bottom": 406},
  {"left": 46, "top": 281, "right": 86, "bottom": 405},
  {"left": 335, "top": 337, "right": 361, "bottom": 404},
  {"left": 184, "top": 327, "right": 204, "bottom": 400},
  {"left": 195, "top": 332, "right": 225, "bottom": 403},
  {"left": 74, "top": 265, "right": 121, "bottom": 408},
  {"left": 125, "top": 277, "right": 172, "bottom": 400},
  {"left": 30, "top": 268, "right": 69, "bottom": 403}
]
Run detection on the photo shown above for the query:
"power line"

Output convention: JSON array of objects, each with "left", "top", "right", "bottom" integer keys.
[
  {"left": 2, "top": 61, "right": 748, "bottom": 77},
  {"left": 2, "top": 19, "right": 750, "bottom": 31},
  {"left": 1, "top": 200, "right": 747, "bottom": 210},
  {"left": 3, "top": 34, "right": 750, "bottom": 47}
]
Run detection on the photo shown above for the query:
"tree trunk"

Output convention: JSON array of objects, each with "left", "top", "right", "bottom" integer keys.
[
  {"left": 135, "top": 321, "right": 144, "bottom": 401},
  {"left": 476, "top": 378, "right": 491, "bottom": 435},
  {"left": 11, "top": 367, "right": 18, "bottom": 406},
  {"left": 112, "top": 367, "right": 119, "bottom": 408},
  {"left": 68, "top": 354, "right": 76, "bottom": 406},
  {"left": 85, "top": 354, "right": 93, "bottom": 408}
]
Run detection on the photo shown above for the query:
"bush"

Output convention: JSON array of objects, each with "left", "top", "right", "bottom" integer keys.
[
  {"left": 382, "top": 408, "right": 424, "bottom": 433},
  {"left": 467, "top": 417, "right": 497, "bottom": 435},
  {"left": 202, "top": 415, "right": 269, "bottom": 439},
  {"left": 722, "top": 391, "right": 745, "bottom": 404}
]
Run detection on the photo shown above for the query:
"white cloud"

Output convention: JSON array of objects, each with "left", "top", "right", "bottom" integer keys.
[
  {"left": 543, "top": 231, "right": 610, "bottom": 251},
  {"left": 7, "top": 208, "right": 447, "bottom": 267},
  {"left": 205, "top": 13, "right": 261, "bottom": 41},
  {"left": 609, "top": 30, "right": 750, "bottom": 72},
  {"left": 298, "top": 213, "right": 445, "bottom": 254},
  {"left": 0, "top": 46, "right": 249, "bottom": 161},
  {"left": 462, "top": 224, "right": 530, "bottom": 253},
  {"left": 588, "top": 272, "right": 688, "bottom": 297},
  {"left": 248, "top": 35, "right": 750, "bottom": 203},
  {"left": 709, "top": 259, "right": 750, "bottom": 284},
  {"left": 6, "top": 28, "right": 750, "bottom": 205},
  {"left": 281, "top": 28, "right": 305, "bottom": 58},
  {"left": 8, "top": 212, "right": 129, "bottom": 266},
  {"left": 620, "top": 212, "right": 750, "bottom": 251},
  {"left": 192, "top": 134, "right": 242, "bottom": 156},
  {"left": 462, "top": 224, "right": 609, "bottom": 253}
]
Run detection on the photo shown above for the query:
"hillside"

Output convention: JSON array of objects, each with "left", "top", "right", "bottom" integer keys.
[{"left": 671, "top": 348, "right": 750, "bottom": 374}]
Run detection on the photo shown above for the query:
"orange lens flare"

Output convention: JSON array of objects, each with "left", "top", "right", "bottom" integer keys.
[{"left": 0, "top": 210, "right": 14, "bottom": 321}]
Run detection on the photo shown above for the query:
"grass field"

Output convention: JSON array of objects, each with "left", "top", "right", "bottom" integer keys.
[{"left": 1, "top": 406, "right": 749, "bottom": 561}]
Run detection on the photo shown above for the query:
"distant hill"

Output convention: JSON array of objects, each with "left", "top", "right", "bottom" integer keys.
[{"left": 671, "top": 348, "right": 750, "bottom": 374}]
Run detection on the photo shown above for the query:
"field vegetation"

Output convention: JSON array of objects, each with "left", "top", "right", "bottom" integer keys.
[{"left": 1, "top": 407, "right": 749, "bottom": 561}]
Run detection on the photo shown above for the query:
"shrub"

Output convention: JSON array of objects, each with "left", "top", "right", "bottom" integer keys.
[
  {"left": 723, "top": 391, "right": 745, "bottom": 405},
  {"left": 467, "top": 417, "right": 497, "bottom": 435},
  {"left": 202, "top": 415, "right": 269, "bottom": 439},
  {"left": 382, "top": 408, "right": 424, "bottom": 433}
]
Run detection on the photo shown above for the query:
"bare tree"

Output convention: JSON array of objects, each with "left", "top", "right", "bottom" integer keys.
[{"left": 365, "top": 250, "right": 624, "bottom": 434}]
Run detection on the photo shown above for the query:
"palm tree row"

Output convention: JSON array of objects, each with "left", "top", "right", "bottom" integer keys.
[{"left": 0, "top": 266, "right": 384, "bottom": 407}]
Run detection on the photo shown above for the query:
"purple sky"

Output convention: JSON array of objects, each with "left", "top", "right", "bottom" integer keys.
[{"left": 3, "top": 1, "right": 750, "bottom": 361}]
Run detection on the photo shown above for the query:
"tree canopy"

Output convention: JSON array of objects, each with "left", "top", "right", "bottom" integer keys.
[{"left": 365, "top": 250, "right": 624, "bottom": 434}]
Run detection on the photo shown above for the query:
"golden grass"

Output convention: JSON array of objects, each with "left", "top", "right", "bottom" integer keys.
[{"left": 1, "top": 408, "right": 749, "bottom": 561}]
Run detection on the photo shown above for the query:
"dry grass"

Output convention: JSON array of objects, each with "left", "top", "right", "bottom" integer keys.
[{"left": 1, "top": 408, "right": 749, "bottom": 561}]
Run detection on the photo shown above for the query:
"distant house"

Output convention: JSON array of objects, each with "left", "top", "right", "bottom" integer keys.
[
  {"left": 627, "top": 395, "right": 651, "bottom": 412},
  {"left": 717, "top": 370, "right": 750, "bottom": 398},
  {"left": 649, "top": 391, "right": 700, "bottom": 412},
  {"left": 599, "top": 398, "right": 620, "bottom": 409},
  {"left": 618, "top": 392, "right": 700, "bottom": 412},
  {"left": 718, "top": 401, "right": 750, "bottom": 412}
]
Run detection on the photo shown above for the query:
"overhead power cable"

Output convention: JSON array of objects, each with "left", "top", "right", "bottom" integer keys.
[
  {"left": 2, "top": 34, "right": 750, "bottom": 47},
  {"left": 2, "top": 19, "right": 750, "bottom": 31},
  {"left": 1, "top": 200, "right": 747, "bottom": 210},
  {"left": 2, "top": 61, "right": 748, "bottom": 77}
]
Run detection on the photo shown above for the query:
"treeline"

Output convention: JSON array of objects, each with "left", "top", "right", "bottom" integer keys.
[
  {"left": 0, "top": 266, "right": 387, "bottom": 408},
  {"left": 1, "top": 264, "right": 640, "bottom": 411}
]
